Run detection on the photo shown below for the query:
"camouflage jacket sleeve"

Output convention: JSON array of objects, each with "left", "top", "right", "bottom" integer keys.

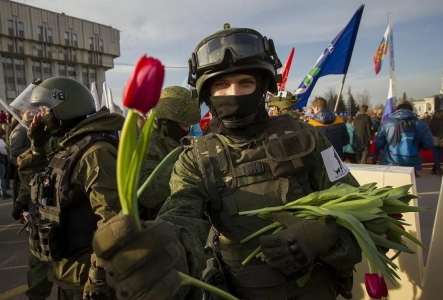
[
  {"left": 73, "top": 141, "right": 122, "bottom": 268},
  {"left": 157, "top": 146, "right": 212, "bottom": 295},
  {"left": 17, "top": 137, "right": 61, "bottom": 196},
  {"left": 17, "top": 150, "right": 48, "bottom": 193},
  {"left": 139, "top": 138, "right": 180, "bottom": 212},
  {"left": 9, "top": 126, "right": 31, "bottom": 165},
  {"left": 301, "top": 122, "right": 359, "bottom": 190}
]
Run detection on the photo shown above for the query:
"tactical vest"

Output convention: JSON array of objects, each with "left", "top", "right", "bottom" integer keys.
[
  {"left": 193, "top": 114, "right": 322, "bottom": 298},
  {"left": 28, "top": 133, "right": 118, "bottom": 261}
]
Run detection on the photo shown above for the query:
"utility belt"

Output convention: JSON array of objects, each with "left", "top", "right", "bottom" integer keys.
[{"left": 202, "top": 232, "right": 353, "bottom": 300}]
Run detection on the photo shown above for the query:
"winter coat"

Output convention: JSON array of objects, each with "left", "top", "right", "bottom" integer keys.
[
  {"left": 374, "top": 109, "right": 434, "bottom": 170},
  {"left": 354, "top": 113, "right": 372, "bottom": 146},
  {"left": 308, "top": 108, "right": 349, "bottom": 159},
  {"left": 343, "top": 123, "right": 356, "bottom": 154}
]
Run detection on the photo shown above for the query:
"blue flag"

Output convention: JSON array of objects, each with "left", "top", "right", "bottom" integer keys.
[
  {"left": 295, "top": 5, "right": 364, "bottom": 108},
  {"left": 382, "top": 79, "right": 394, "bottom": 122}
]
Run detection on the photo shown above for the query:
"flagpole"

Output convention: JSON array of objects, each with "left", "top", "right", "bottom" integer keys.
[
  {"left": 334, "top": 74, "right": 347, "bottom": 113},
  {"left": 388, "top": 13, "right": 397, "bottom": 105}
]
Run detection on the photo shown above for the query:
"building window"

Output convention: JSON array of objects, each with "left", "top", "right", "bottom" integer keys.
[
  {"left": 64, "top": 32, "right": 70, "bottom": 46},
  {"left": 63, "top": 48, "right": 69, "bottom": 60},
  {"left": 99, "top": 39, "right": 103, "bottom": 52},
  {"left": 2, "top": 57, "right": 15, "bottom": 92},
  {"left": 418, "top": 106, "right": 421, "bottom": 112},
  {"left": 42, "top": 62, "right": 52, "bottom": 80},
  {"left": 35, "top": 43, "right": 43, "bottom": 57},
  {"left": 14, "top": 58, "right": 26, "bottom": 94},
  {"left": 67, "top": 65, "right": 76, "bottom": 79},
  {"left": 7, "top": 38, "right": 14, "bottom": 52},
  {"left": 37, "top": 26, "right": 44, "bottom": 41},
  {"left": 17, "top": 22, "right": 24, "bottom": 38},
  {"left": 73, "top": 33, "right": 78, "bottom": 47},
  {"left": 32, "top": 60, "right": 42, "bottom": 80},
  {"left": 89, "top": 37, "right": 94, "bottom": 50},
  {"left": 46, "top": 45, "right": 52, "bottom": 58},
  {"left": 71, "top": 49, "right": 77, "bottom": 62},
  {"left": 17, "top": 40, "right": 24, "bottom": 54},
  {"left": 88, "top": 52, "right": 93, "bottom": 64},
  {"left": 47, "top": 28, "right": 53, "bottom": 43},
  {"left": 58, "top": 63, "right": 67, "bottom": 77},
  {"left": 98, "top": 54, "right": 102, "bottom": 65},
  {"left": 90, "top": 67, "right": 97, "bottom": 83},
  {"left": 82, "top": 67, "right": 89, "bottom": 86},
  {"left": 7, "top": 20, "right": 15, "bottom": 35},
  {"left": 426, "top": 103, "right": 432, "bottom": 111}
]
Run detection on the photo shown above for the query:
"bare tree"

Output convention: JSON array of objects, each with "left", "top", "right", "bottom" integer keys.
[{"left": 356, "top": 89, "right": 371, "bottom": 108}]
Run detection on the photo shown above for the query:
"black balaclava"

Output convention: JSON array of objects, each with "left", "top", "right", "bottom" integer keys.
[
  {"left": 158, "top": 119, "right": 189, "bottom": 143},
  {"left": 42, "top": 110, "right": 86, "bottom": 137},
  {"left": 206, "top": 70, "right": 270, "bottom": 140}
]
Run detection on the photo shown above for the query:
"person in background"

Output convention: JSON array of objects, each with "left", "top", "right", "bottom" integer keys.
[
  {"left": 423, "top": 111, "right": 431, "bottom": 125},
  {"left": 353, "top": 105, "right": 372, "bottom": 164},
  {"left": 343, "top": 117, "right": 358, "bottom": 163},
  {"left": 308, "top": 97, "right": 349, "bottom": 159},
  {"left": 8, "top": 106, "right": 36, "bottom": 205},
  {"left": 428, "top": 110, "right": 443, "bottom": 176},
  {"left": 374, "top": 101, "right": 434, "bottom": 177},
  {"left": 0, "top": 129, "right": 10, "bottom": 199},
  {"left": 0, "top": 110, "right": 7, "bottom": 124}
]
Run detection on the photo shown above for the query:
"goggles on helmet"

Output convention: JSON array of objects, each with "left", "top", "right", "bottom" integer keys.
[{"left": 188, "top": 27, "right": 281, "bottom": 87}]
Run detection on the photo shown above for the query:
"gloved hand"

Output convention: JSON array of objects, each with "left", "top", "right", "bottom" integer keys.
[
  {"left": 28, "top": 113, "right": 50, "bottom": 154},
  {"left": 12, "top": 201, "right": 28, "bottom": 220},
  {"left": 260, "top": 212, "right": 339, "bottom": 275},
  {"left": 83, "top": 266, "right": 112, "bottom": 300},
  {"left": 92, "top": 215, "right": 188, "bottom": 300}
]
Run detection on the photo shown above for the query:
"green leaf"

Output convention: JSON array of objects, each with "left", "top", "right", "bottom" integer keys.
[
  {"left": 327, "top": 199, "right": 383, "bottom": 211},
  {"left": 367, "top": 231, "right": 415, "bottom": 254},
  {"left": 389, "top": 222, "right": 427, "bottom": 250},
  {"left": 388, "top": 185, "right": 413, "bottom": 196},
  {"left": 382, "top": 204, "right": 431, "bottom": 214}
]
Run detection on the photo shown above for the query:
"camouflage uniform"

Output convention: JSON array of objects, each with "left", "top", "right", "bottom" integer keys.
[
  {"left": 138, "top": 86, "right": 200, "bottom": 219},
  {"left": 17, "top": 137, "right": 60, "bottom": 300},
  {"left": 93, "top": 25, "right": 362, "bottom": 300}
]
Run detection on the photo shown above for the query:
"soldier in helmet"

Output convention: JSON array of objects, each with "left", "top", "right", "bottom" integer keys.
[
  {"left": 139, "top": 86, "right": 201, "bottom": 219},
  {"left": 17, "top": 77, "right": 124, "bottom": 300},
  {"left": 267, "top": 91, "right": 299, "bottom": 118},
  {"left": 93, "top": 25, "right": 362, "bottom": 300}
]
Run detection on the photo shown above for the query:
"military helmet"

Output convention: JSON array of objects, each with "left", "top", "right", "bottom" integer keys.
[
  {"left": 155, "top": 86, "right": 201, "bottom": 125},
  {"left": 267, "top": 91, "right": 298, "bottom": 110},
  {"left": 187, "top": 24, "right": 282, "bottom": 104},
  {"left": 30, "top": 77, "right": 96, "bottom": 120}
]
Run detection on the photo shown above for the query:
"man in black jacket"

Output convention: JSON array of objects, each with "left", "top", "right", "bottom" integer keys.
[
  {"left": 354, "top": 105, "right": 373, "bottom": 164},
  {"left": 308, "top": 97, "right": 349, "bottom": 159}
]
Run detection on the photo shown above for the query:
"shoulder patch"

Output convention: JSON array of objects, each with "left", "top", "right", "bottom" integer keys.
[{"left": 320, "top": 146, "right": 350, "bottom": 182}]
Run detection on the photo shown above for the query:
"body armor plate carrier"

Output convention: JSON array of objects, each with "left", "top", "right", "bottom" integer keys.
[
  {"left": 195, "top": 115, "right": 328, "bottom": 298},
  {"left": 28, "top": 132, "right": 118, "bottom": 261}
]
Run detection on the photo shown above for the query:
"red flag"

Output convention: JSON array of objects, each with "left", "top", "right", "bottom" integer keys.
[{"left": 277, "top": 47, "right": 295, "bottom": 92}]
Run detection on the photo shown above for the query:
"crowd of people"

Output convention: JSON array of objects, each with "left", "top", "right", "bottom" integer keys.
[{"left": 2, "top": 23, "right": 442, "bottom": 300}]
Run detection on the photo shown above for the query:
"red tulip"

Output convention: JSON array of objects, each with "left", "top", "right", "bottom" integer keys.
[
  {"left": 365, "top": 273, "right": 382, "bottom": 299},
  {"left": 390, "top": 213, "right": 403, "bottom": 219},
  {"left": 379, "top": 275, "right": 388, "bottom": 297},
  {"left": 123, "top": 55, "right": 165, "bottom": 114}
]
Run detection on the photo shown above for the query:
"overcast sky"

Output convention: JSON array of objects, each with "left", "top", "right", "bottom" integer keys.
[{"left": 27, "top": 0, "right": 443, "bottom": 108}]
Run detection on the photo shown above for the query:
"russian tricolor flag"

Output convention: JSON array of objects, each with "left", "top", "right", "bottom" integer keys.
[
  {"left": 373, "top": 24, "right": 390, "bottom": 75},
  {"left": 382, "top": 79, "right": 394, "bottom": 122}
]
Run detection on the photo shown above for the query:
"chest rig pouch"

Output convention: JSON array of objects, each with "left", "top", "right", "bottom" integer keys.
[
  {"left": 195, "top": 115, "right": 320, "bottom": 296},
  {"left": 29, "top": 132, "right": 118, "bottom": 261}
]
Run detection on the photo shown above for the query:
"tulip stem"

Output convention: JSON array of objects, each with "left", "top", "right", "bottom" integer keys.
[
  {"left": 137, "top": 145, "right": 182, "bottom": 199},
  {"left": 179, "top": 272, "right": 240, "bottom": 300},
  {"left": 117, "top": 109, "right": 138, "bottom": 216}
]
